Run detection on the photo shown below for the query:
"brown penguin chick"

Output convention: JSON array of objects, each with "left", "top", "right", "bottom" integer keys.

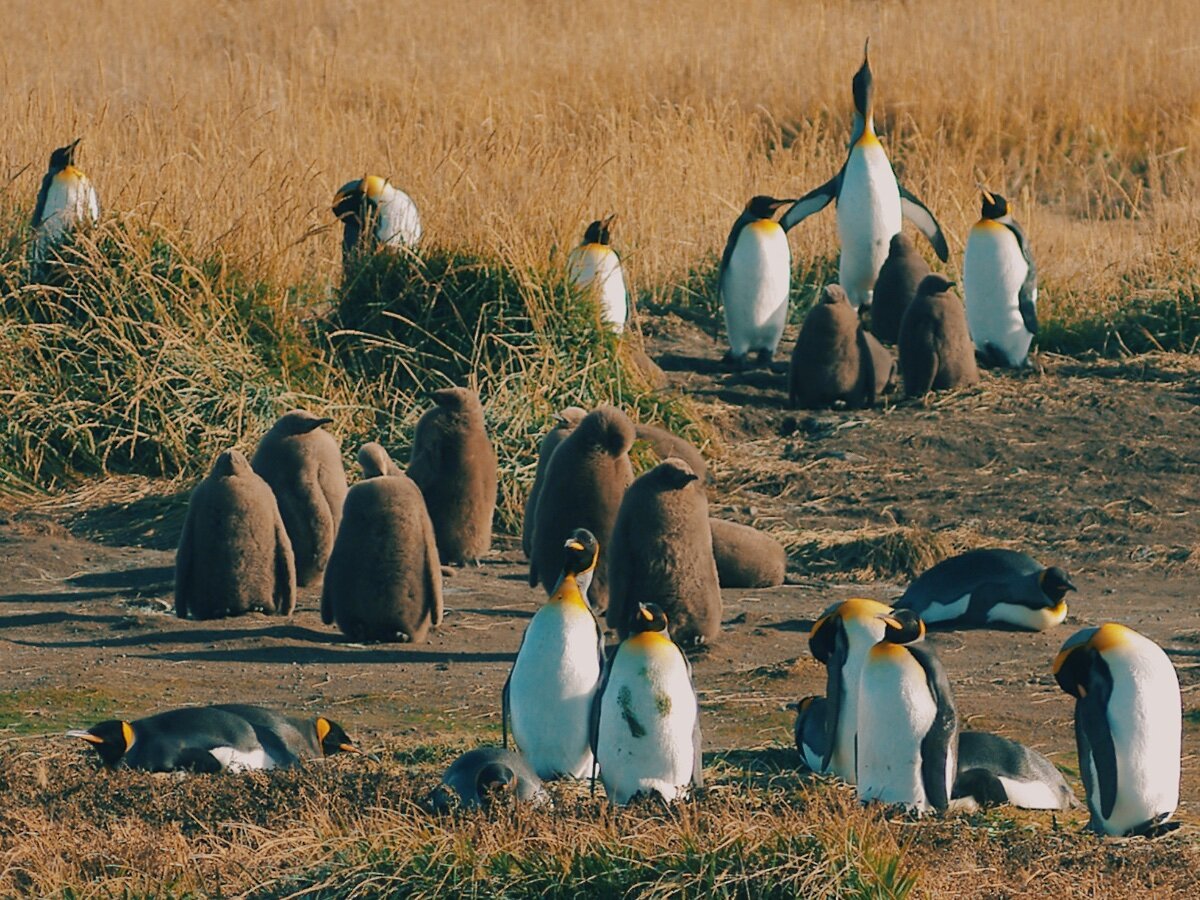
[
  {"left": 175, "top": 450, "right": 296, "bottom": 620},
  {"left": 251, "top": 410, "right": 348, "bottom": 587},
  {"left": 789, "top": 284, "right": 890, "bottom": 409},
  {"left": 529, "top": 405, "right": 635, "bottom": 613},
  {"left": 407, "top": 387, "right": 498, "bottom": 566},
  {"left": 898, "top": 274, "right": 980, "bottom": 397},
  {"left": 634, "top": 423, "right": 708, "bottom": 483},
  {"left": 709, "top": 518, "right": 786, "bottom": 588},
  {"left": 321, "top": 444, "right": 443, "bottom": 643},
  {"left": 606, "top": 458, "right": 722, "bottom": 647},
  {"left": 522, "top": 407, "right": 587, "bottom": 559},
  {"left": 870, "top": 234, "right": 931, "bottom": 344}
]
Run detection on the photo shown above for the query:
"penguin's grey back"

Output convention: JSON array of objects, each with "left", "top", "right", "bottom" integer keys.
[
  {"left": 433, "top": 747, "right": 547, "bottom": 811},
  {"left": 898, "top": 548, "right": 1043, "bottom": 615}
]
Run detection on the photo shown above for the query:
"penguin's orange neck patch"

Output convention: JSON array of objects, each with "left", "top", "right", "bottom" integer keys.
[
  {"left": 856, "top": 127, "right": 882, "bottom": 149},
  {"left": 626, "top": 630, "right": 674, "bottom": 654},
  {"left": 748, "top": 219, "right": 782, "bottom": 234},
  {"left": 975, "top": 219, "right": 1006, "bottom": 231},
  {"left": 868, "top": 641, "right": 907, "bottom": 660},
  {"left": 548, "top": 575, "right": 590, "bottom": 611},
  {"left": 121, "top": 721, "right": 136, "bottom": 749},
  {"left": 1090, "top": 623, "right": 1131, "bottom": 653}
]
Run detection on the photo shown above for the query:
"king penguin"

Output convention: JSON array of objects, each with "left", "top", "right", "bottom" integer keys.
[
  {"left": 856, "top": 610, "right": 957, "bottom": 813},
  {"left": 718, "top": 195, "right": 796, "bottom": 369},
  {"left": 953, "top": 731, "right": 1079, "bottom": 811},
  {"left": 503, "top": 530, "right": 605, "bottom": 780},
  {"left": 568, "top": 215, "right": 627, "bottom": 333},
  {"left": 591, "top": 603, "right": 703, "bottom": 805},
  {"left": 1053, "top": 623, "right": 1181, "bottom": 837},
  {"left": 31, "top": 138, "right": 100, "bottom": 278},
  {"left": 963, "top": 189, "right": 1038, "bottom": 368},
  {"left": 894, "top": 548, "right": 1075, "bottom": 631},
  {"left": 429, "top": 747, "right": 549, "bottom": 813},
  {"left": 789, "top": 695, "right": 830, "bottom": 774},
  {"left": 780, "top": 40, "right": 948, "bottom": 310},
  {"left": 807, "top": 598, "right": 893, "bottom": 783},
  {"left": 332, "top": 175, "right": 421, "bottom": 267}
]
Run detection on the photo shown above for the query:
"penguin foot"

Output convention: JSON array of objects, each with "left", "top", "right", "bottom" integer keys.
[
  {"left": 722, "top": 351, "right": 750, "bottom": 372},
  {"left": 754, "top": 348, "right": 773, "bottom": 368}
]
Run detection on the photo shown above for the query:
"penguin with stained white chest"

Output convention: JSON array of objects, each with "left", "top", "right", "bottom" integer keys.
[
  {"left": 31, "top": 138, "right": 100, "bottom": 279},
  {"left": 1053, "top": 623, "right": 1181, "bottom": 837},
  {"left": 780, "top": 40, "right": 948, "bottom": 310},
  {"left": 568, "top": 215, "right": 627, "bottom": 333},
  {"left": 963, "top": 189, "right": 1038, "bottom": 368}
]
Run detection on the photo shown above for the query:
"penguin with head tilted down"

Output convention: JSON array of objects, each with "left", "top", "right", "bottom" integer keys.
[
  {"left": 32, "top": 138, "right": 100, "bottom": 279},
  {"left": 428, "top": 747, "right": 549, "bottom": 813},
  {"left": 780, "top": 40, "right": 948, "bottom": 310},
  {"left": 855, "top": 610, "right": 957, "bottom": 813},
  {"left": 718, "top": 195, "right": 796, "bottom": 369},
  {"left": 1054, "top": 623, "right": 1181, "bottom": 837},
  {"left": 503, "top": 530, "right": 605, "bottom": 780},
  {"left": 591, "top": 603, "right": 703, "bottom": 805},
  {"left": 333, "top": 175, "right": 421, "bottom": 267},
  {"left": 963, "top": 189, "right": 1038, "bottom": 368},
  {"left": 568, "top": 215, "right": 627, "bottom": 333}
]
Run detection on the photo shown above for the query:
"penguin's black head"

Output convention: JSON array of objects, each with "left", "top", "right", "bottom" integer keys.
[
  {"left": 332, "top": 179, "right": 369, "bottom": 222},
  {"left": 49, "top": 138, "right": 82, "bottom": 171},
  {"left": 475, "top": 762, "right": 517, "bottom": 805},
  {"left": 744, "top": 195, "right": 794, "bottom": 220},
  {"left": 980, "top": 190, "right": 1009, "bottom": 220},
  {"left": 583, "top": 214, "right": 616, "bottom": 246},
  {"left": 629, "top": 602, "right": 670, "bottom": 636},
  {"left": 877, "top": 609, "right": 925, "bottom": 644},
  {"left": 1052, "top": 628, "right": 1099, "bottom": 699},
  {"left": 915, "top": 273, "right": 956, "bottom": 299},
  {"left": 561, "top": 529, "right": 600, "bottom": 579},
  {"left": 852, "top": 39, "right": 873, "bottom": 117},
  {"left": 68, "top": 719, "right": 135, "bottom": 768},
  {"left": 1040, "top": 567, "right": 1076, "bottom": 603},
  {"left": 315, "top": 717, "right": 361, "bottom": 757}
]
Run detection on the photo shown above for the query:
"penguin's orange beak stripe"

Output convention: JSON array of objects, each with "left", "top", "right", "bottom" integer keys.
[
  {"left": 565, "top": 540, "right": 584, "bottom": 552},
  {"left": 339, "top": 743, "right": 360, "bottom": 754},
  {"left": 72, "top": 732, "right": 105, "bottom": 745},
  {"left": 640, "top": 607, "right": 654, "bottom": 622},
  {"left": 877, "top": 614, "right": 903, "bottom": 629}
]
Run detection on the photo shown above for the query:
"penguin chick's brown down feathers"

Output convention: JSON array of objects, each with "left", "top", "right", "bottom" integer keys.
[
  {"left": 709, "top": 518, "right": 786, "bottom": 588},
  {"left": 898, "top": 274, "right": 979, "bottom": 397},
  {"left": 870, "top": 233, "right": 931, "bottom": 345},
  {"left": 522, "top": 407, "right": 587, "bottom": 558},
  {"left": 789, "top": 284, "right": 894, "bottom": 409}
]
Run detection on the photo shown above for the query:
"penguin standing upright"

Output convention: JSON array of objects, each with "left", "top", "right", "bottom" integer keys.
[
  {"left": 856, "top": 611, "right": 958, "bottom": 813},
  {"left": 31, "top": 138, "right": 100, "bottom": 278},
  {"left": 963, "top": 189, "right": 1038, "bottom": 368},
  {"left": 718, "top": 195, "right": 796, "bottom": 369},
  {"left": 333, "top": 175, "right": 421, "bottom": 267},
  {"left": 523, "top": 407, "right": 586, "bottom": 558},
  {"left": 781, "top": 41, "right": 948, "bottom": 310},
  {"left": 504, "top": 530, "right": 604, "bottom": 780},
  {"left": 592, "top": 603, "right": 703, "bottom": 805},
  {"left": 568, "top": 215, "right": 627, "bottom": 333},
  {"left": 897, "top": 274, "right": 980, "bottom": 397},
  {"left": 807, "top": 598, "right": 894, "bottom": 783},
  {"left": 788, "top": 284, "right": 894, "bottom": 409},
  {"left": 1054, "top": 623, "right": 1181, "bottom": 837},
  {"left": 870, "top": 233, "right": 931, "bottom": 344}
]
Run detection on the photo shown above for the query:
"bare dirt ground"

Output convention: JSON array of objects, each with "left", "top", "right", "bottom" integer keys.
[{"left": 1, "top": 315, "right": 1198, "bottom": 892}]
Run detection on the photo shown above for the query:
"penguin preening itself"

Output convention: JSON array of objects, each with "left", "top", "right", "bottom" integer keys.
[
  {"left": 870, "top": 233, "right": 930, "bottom": 344},
  {"left": 718, "top": 195, "right": 796, "bottom": 369},
  {"left": 894, "top": 548, "right": 1075, "bottom": 631},
  {"left": 251, "top": 410, "right": 348, "bottom": 587},
  {"left": 175, "top": 449, "right": 296, "bottom": 621},
  {"left": 68, "top": 706, "right": 359, "bottom": 772},
  {"left": 504, "top": 530, "right": 604, "bottom": 780},
  {"left": 1054, "top": 623, "right": 1181, "bottom": 837},
  {"left": 332, "top": 175, "right": 421, "bottom": 266},
  {"left": 428, "top": 747, "right": 549, "bottom": 813},
  {"left": 780, "top": 41, "right": 948, "bottom": 310},
  {"left": 321, "top": 443, "right": 443, "bottom": 643},
  {"left": 953, "top": 731, "right": 1079, "bottom": 811},
  {"left": 855, "top": 610, "right": 957, "bottom": 813},
  {"left": 523, "top": 406, "right": 587, "bottom": 559},
  {"left": 807, "top": 598, "right": 894, "bottom": 783},
  {"left": 568, "top": 215, "right": 627, "bottom": 334},
  {"left": 31, "top": 138, "right": 100, "bottom": 277},
  {"left": 591, "top": 603, "right": 703, "bottom": 805},
  {"left": 963, "top": 189, "right": 1038, "bottom": 368},
  {"left": 897, "top": 274, "right": 980, "bottom": 397}
]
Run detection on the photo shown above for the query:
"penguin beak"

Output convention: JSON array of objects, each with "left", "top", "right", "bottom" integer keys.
[
  {"left": 66, "top": 729, "right": 104, "bottom": 744},
  {"left": 862, "top": 37, "right": 871, "bottom": 66},
  {"left": 980, "top": 188, "right": 995, "bottom": 206},
  {"left": 565, "top": 540, "right": 585, "bottom": 552},
  {"left": 339, "top": 743, "right": 361, "bottom": 755},
  {"left": 876, "top": 614, "right": 903, "bottom": 630}
]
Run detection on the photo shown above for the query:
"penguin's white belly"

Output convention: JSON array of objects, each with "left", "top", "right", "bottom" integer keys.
[
  {"left": 35, "top": 178, "right": 98, "bottom": 257},
  {"left": 986, "top": 601, "right": 1066, "bottom": 631},
  {"left": 856, "top": 650, "right": 939, "bottom": 811},
  {"left": 208, "top": 746, "right": 275, "bottom": 772},
  {"left": 597, "top": 642, "right": 697, "bottom": 804},
  {"left": 721, "top": 222, "right": 790, "bottom": 357},
  {"left": 836, "top": 141, "right": 901, "bottom": 310},
  {"left": 917, "top": 593, "right": 971, "bottom": 624},
  {"left": 963, "top": 227, "right": 1031, "bottom": 366},
  {"left": 829, "top": 643, "right": 876, "bottom": 783},
  {"left": 1092, "top": 647, "right": 1180, "bottom": 835},
  {"left": 376, "top": 189, "right": 422, "bottom": 248},
  {"left": 569, "top": 246, "right": 627, "bottom": 333},
  {"left": 998, "top": 776, "right": 1069, "bottom": 810},
  {"left": 508, "top": 604, "right": 601, "bottom": 779}
]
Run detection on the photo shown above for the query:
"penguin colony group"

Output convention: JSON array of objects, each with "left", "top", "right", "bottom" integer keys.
[{"left": 36, "top": 43, "right": 1182, "bottom": 838}]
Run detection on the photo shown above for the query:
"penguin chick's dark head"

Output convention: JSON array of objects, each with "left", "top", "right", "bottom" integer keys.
[
  {"left": 49, "top": 138, "right": 82, "bottom": 171},
  {"left": 745, "top": 195, "right": 795, "bottom": 220},
  {"left": 630, "top": 602, "right": 671, "bottom": 636},
  {"left": 274, "top": 409, "right": 334, "bottom": 436},
  {"left": 877, "top": 609, "right": 925, "bottom": 644},
  {"left": 211, "top": 449, "right": 252, "bottom": 478},
  {"left": 583, "top": 214, "right": 616, "bottom": 245},
  {"left": 914, "top": 273, "right": 956, "bottom": 299},
  {"left": 68, "top": 719, "right": 135, "bottom": 768},
  {"left": 1040, "top": 567, "right": 1077, "bottom": 603},
  {"left": 647, "top": 457, "right": 700, "bottom": 490},
  {"left": 561, "top": 529, "right": 600, "bottom": 578},
  {"left": 315, "top": 717, "right": 361, "bottom": 757},
  {"left": 979, "top": 189, "right": 1010, "bottom": 220},
  {"left": 852, "top": 38, "right": 873, "bottom": 117},
  {"left": 576, "top": 405, "right": 636, "bottom": 457},
  {"left": 818, "top": 284, "right": 852, "bottom": 307}
]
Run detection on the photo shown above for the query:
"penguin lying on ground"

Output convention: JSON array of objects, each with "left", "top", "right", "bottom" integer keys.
[
  {"left": 428, "top": 747, "right": 548, "bottom": 813},
  {"left": 894, "top": 548, "right": 1075, "bottom": 631},
  {"left": 568, "top": 215, "right": 627, "bottom": 333},
  {"left": 709, "top": 518, "right": 786, "bottom": 588},
  {"left": 633, "top": 422, "right": 708, "bottom": 483}
]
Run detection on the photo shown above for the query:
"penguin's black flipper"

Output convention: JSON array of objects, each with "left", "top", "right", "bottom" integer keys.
[
  {"left": 501, "top": 674, "right": 512, "bottom": 750},
  {"left": 914, "top": 644, "right": 958, "bottom": 813},
  {"left": 1078, "top": 692, "right": 1119, "bottom": 820},
  {"left": 780, "top": 173, "right": 840, "bottom": 232},
  {"left": 1004, "top": 220, "right": 1039, "bottom": 335},
  {"left": 898, "top": 185, "right": 949, "bottom": 262},
  {"left": 818, "top": 627, "right": 848, "bottom": 774},
  {"left": 32, "top": 172, "right": 53, "bottom": 229}
]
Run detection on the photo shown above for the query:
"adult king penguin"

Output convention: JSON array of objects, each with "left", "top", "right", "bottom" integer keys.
[
  {"left": 503, "top": 530, "right": 604, "bottom": 780},
  {"left": 806, "top": 598, "right": 893, "bottom": 783},
  {"left": 963, "top": 189, "right": 1038, "bottom": 367},
  {"left": 568, "top": 215, "right": 627, "bottom": 333},
  {"left": 780, "top": 40, "right": 948, "bottom": 310},
  {"left": 856, "top": 610, "right": 957, "bottom": 813},
  {"left": 718, "top": 195, "right": 796, "bottom": 369},
  {"left": 31, "top": 138, "right": 100, "bottom": 278},
  {"left": 333, "top": 175, "right": 421, "bottom": 267},
  {"left": 1054, "top": 623, "right": 1181, "bottom": 837},
  {"left": 592, "top": 603, "right": 703, "bottom": 805}
]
